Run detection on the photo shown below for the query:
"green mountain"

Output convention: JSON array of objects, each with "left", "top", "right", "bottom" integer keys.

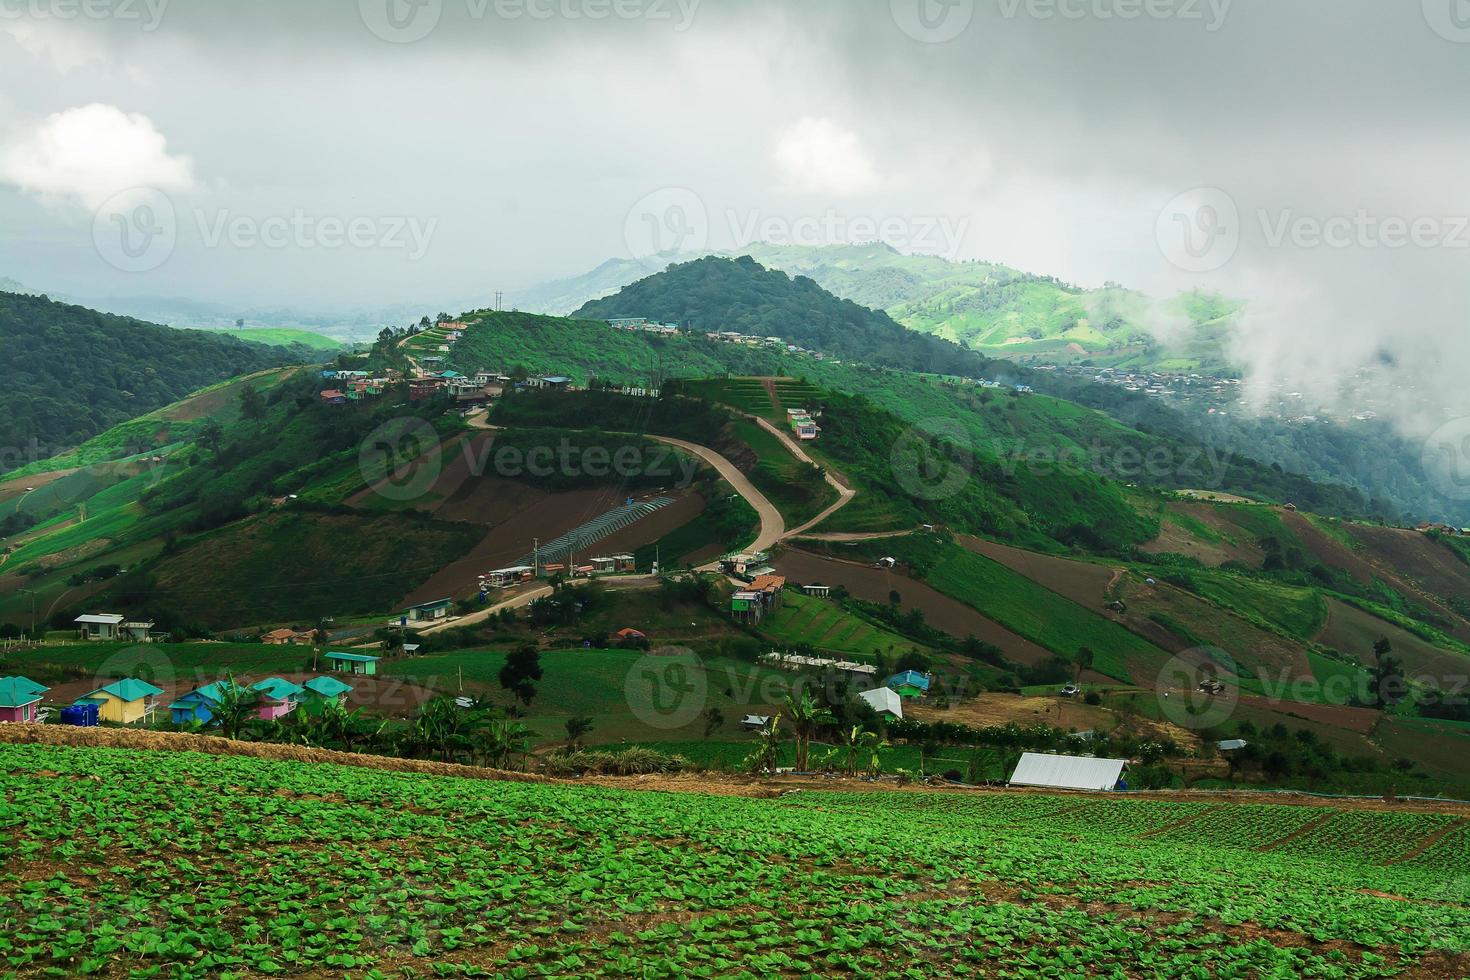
[
  {"left": 732, "top": 243, "right": 1241, "bottom": 373},
  {"left": 573, "top": 255, "right": 998, "bottom": 378},
  {"left": 0, "top": 292, "right": 313, "bottom": 456},
  {"left": 520, "top": 244, "right": 1242, "bottom": 373}
]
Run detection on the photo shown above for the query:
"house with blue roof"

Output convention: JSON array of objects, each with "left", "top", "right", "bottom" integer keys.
[{"left": 886, "top": 670, "right": 932, "bottom": 699}]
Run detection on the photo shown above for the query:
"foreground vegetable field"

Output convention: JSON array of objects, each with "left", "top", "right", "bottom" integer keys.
[{"left": 1, "top": 744, "right": 1468, "bottom": 978}]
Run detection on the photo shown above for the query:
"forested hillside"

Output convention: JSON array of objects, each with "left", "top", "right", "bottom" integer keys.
[
  {"left": 574, "top": 256, "right": 997, "bottom": 378},
  {"left": 0, "top": 292, "right": 307, "bottom": 455}
]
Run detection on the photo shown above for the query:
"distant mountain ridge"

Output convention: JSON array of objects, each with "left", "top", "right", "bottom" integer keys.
[{"left": 573, "top": 255, "right": 999, "bottom": 378}]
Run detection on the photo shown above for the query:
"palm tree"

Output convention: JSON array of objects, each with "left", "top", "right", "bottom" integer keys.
[
  {"left": 410, "top": 696, "right": 478, "bottom": 763},
  {"left": 861, "top": 731, "right": 889, "bottom": 778},
  {"left": 211, "top": 675, "right": 262, "bottom": 741},
  {"left": 477, "top": 718, "right": 534, "bottom": 769},
  {"left": 745, "top": 717, "right": 782, "bottom": 777},
  {"left": 782, "top": 691, "right": 832, "bottom": 772},
  {"left": 841, "top": 726, "right": 874, "bottom": 777}
]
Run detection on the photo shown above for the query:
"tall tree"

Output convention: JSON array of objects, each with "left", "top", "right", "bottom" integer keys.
[{"left": 499, "top": 644, "right": 544, "bottom": 707}]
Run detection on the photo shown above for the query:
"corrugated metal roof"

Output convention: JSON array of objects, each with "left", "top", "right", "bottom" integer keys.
[
  {"left": 858, "top": 687, "right": 904, "bottom": 719},
  {"left": 1008, "top": 752, "right": 1127, "bottom": 791},
  {"left": 75, "top": 614, "right": 124, "bottom": 625}
]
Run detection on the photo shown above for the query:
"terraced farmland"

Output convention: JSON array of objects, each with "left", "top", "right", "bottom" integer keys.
[
  {"left": 759, "top": 591, "right": 929, "bottom": 660},
  {"left": 1, "top": 742, "right": 1467, "bottom": 977}
]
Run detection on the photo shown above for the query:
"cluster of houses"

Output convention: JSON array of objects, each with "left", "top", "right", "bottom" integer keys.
[
  {"left": 743, "top": 657, "right": 919, "bottom": 731},
  {"left": 320, "top": 369, "right": 394, "bottom": 406},
  {"left": 608, "top": 318, "right": 680, "bottom": 335},
  {"left": 786, "top": 407, "right": 821, "bottom": 441},
  {"left": 0, "top": 650, "right": 377, "bottom": 728},
  {"left": 169, "top": 674, "right": 353, "bottom": 724},
  {"left": 1417, "top": 522, "right": 1470, "bottom": 536},
  {"left": 482, "top": 554, "right": 637, "bottom": 590},
  {"left": 730, "top": 575, "right": 786, "bottom": 624},
  {"left": 599, "top": 317, "right": 842, "bottom": 364}
]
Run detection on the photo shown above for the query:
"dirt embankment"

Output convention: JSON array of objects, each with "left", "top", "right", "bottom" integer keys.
[
  {"left": 0, "top": 723, "right": 552, "bottom": 784},
  {"left": 4, "top": 725, "right": 1470, "bottom": 815}
]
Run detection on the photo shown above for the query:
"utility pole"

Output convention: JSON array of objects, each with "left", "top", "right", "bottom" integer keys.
[
  {"left": 18, "top": 589, "right": 37, "bottom": 639},
  {"left": 533, "top": 538, "right": 539, "bottom": 577}
]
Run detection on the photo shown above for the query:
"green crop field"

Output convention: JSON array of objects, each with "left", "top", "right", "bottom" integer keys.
[
  {"left": 215, "top": 328, "right": 342, "bottom": 351},
  {"left": 759, "top": 592, "right": 928, "bottom": 661},
  {"left": 0, "top": 741, "right": 1465, "bottom": 977},
  {"left": 921, "top": 545, "right": 1169, "bottom": 682},
  {"left": 386, "top": 647, "right": 798, "bottom": 744}
]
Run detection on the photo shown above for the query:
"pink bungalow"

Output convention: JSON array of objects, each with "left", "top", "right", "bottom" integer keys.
[
  {"left": 250, "top": 678, "right": 305, "bottom": 720},
  {"left": 0, "top": 676, "right": 48, "bottom": 723}
]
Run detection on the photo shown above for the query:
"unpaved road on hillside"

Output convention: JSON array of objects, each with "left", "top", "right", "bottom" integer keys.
[
  {"left": 414, "top": 573, "right": 662, "bottom": 634},
  {"left": 749, "top": 416, "right": 857, "bottom": 538}
]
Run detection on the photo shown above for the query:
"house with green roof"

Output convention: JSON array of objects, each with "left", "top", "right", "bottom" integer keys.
[
  {"left": 168, "top": 681, "right": 231, "bottom": 725},
  {"left": 302, "top": 675, "right": 354, "bottom": 705},
  {"left": 0, "top": 676, "right": 48, "bottom": 723},
  {"left": 324, "top": 651, "right": 380, "bottom": 676},
  {"left": 76, "top": 678, "right": 165, "bottom": 724},
  {"left": 251, "top": 678, "right": 306, "bottom": 720}
]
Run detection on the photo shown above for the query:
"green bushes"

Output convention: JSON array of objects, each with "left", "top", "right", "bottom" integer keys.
[{"left": 539, "top": 746, "right": 690, "bottom": 777}]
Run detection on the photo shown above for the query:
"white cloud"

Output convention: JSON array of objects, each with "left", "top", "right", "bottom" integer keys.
[
  {"left": 772, "top": 117, "right": 881, "bottom": 197},
  {"left": 0, "top": 103, "right": 196, "bottom": 210}
]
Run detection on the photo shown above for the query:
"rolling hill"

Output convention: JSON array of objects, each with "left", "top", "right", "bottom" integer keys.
[
  {"left": 573, "top": 255, "right": 999, "bottom": 378},
  {"left": 0, "top": 291, "right": 312, "bottom": 460}
]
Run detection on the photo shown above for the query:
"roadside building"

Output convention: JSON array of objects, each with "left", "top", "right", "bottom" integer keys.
[
  {"left": 403, "top": 599, "right": 454, "bottom": 624},
  {"left": 486, "top": 566, "right": 535, "bottom": 587},
  {"left": 325, "top": 652, "right": 380, "bottom": 676}
]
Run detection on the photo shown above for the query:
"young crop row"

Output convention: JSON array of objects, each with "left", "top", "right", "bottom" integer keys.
[
  {"left": 1271, "top": 810, "right": 1461, "bottom": 866},
  {"left": 0, "top": 744, "right": 1465, "bottom": 978}
]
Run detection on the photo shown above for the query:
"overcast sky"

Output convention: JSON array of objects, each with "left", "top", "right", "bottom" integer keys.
[{"left": 2, "top": 0, "right": 1468, "bottom": 431}]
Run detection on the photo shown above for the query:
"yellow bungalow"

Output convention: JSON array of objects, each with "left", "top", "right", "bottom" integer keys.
[{"left": 75, "top": 678, "right": 165, "bottom": 725}]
